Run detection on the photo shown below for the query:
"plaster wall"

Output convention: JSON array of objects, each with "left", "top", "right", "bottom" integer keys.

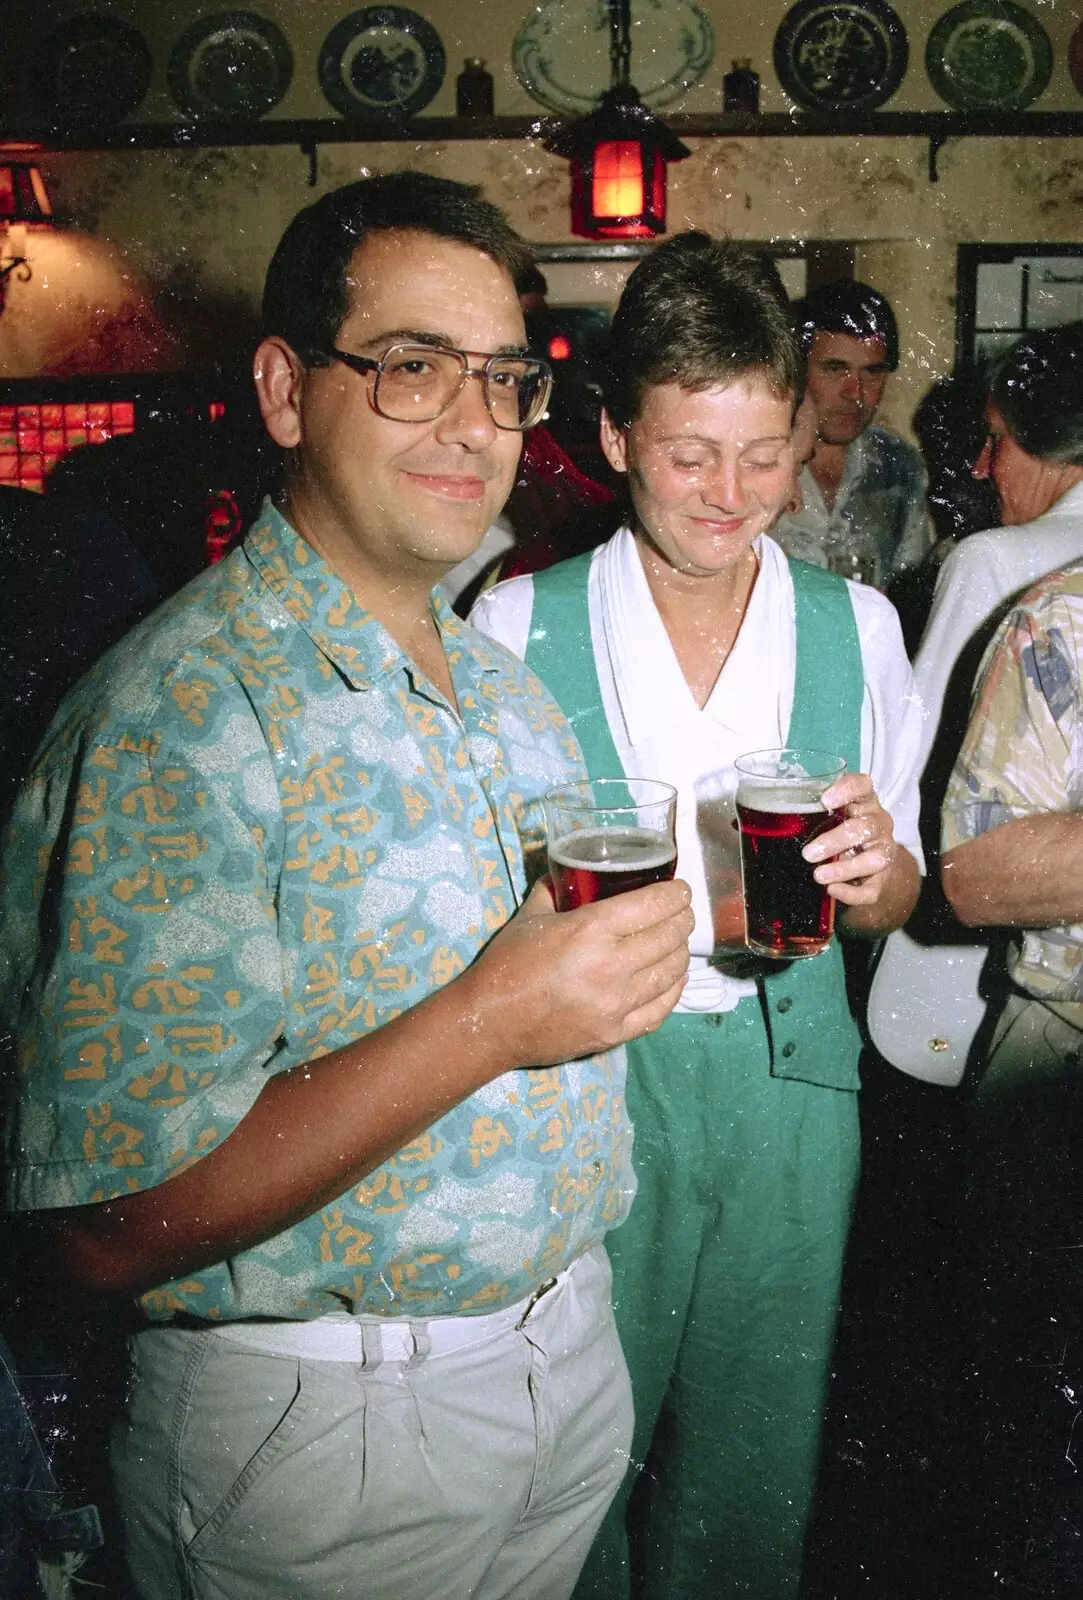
[{"left": 2, "top": 0, "right": 1081, "bottom": 437}]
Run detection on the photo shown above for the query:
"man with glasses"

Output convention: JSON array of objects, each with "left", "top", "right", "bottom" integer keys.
[{"left": 0, "top": 173, "right": 691, "bottom": 1600}]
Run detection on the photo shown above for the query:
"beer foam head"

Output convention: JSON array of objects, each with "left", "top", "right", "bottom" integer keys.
[
  {"left": 735, "top": 781, "right": 827, "bottom": 814},
  {"left": 550, "top": 825, "right": 676, "bottom": 871}
]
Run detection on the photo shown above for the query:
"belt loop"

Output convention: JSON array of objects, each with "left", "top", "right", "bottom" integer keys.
[
  {"left": 405, "top": 1326, "right": 431, "bottom": 1368},
  {"left": 515, "top": 1276, "right": 558, "bottom": 1330},
  {"left": 358, "top": 1321, "right": 383, "bottom": 1371}
]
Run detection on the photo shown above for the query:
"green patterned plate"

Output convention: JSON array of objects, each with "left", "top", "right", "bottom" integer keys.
[{"left": 925, "top": 0, "right": 1052, "bottom": 111}]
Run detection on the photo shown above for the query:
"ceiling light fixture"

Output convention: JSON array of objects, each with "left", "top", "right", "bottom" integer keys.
[{"left": 548, "top": 0, "right": 690, "bottom": 240}]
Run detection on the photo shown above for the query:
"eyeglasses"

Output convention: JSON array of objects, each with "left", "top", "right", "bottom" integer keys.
[{"left": 325, "top": 343, "right": 553, "bottom": 431}]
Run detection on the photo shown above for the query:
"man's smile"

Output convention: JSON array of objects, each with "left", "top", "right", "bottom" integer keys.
[{"left": 401, "top": 470, "right": 488, "bottom": 500}]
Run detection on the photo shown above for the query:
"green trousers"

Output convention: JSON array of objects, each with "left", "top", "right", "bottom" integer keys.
[{"left": 575, "top": 1002, "right": 860, "bottom": 1600}]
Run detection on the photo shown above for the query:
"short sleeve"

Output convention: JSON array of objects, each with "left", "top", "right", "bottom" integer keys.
[
  {"left": 3, "top": 679, "right": 288, "bottom": 1213},
  {"left": 942, "top": 589, "right": 1083, "bottom": 854}
]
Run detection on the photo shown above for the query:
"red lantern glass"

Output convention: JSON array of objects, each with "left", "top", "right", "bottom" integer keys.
[{"left": 551, "top": 87, "right": 687, "bottom": 242}]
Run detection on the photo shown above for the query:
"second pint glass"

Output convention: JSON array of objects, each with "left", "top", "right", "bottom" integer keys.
[
  {"left": 734, "top": 749, "right": 846, "bottom": 959},
  {"left": 544, "top": 779, "right": 678, "bottom": 911}
]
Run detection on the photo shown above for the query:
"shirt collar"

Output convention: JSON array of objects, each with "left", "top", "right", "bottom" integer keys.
[{"left": 244, "top": 500, "right": 502, "bottom": 692}]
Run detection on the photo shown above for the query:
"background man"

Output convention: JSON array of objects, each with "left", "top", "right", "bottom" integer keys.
[
  {"left": 774, "top": 280, "right": 932, "bottom": 588},
  {"left": 868, "top": 323, "right": 1083, "bottom": 1085},
  {"left": 0, "top": 173, "right": 691, "bottom": 1600},
  {"left": 942, "top": 559, "right": 1083, "bottom": 1594}
]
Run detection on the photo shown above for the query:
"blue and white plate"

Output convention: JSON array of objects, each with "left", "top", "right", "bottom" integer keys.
[{"left": 318, "top": 7, "right": 446, "bottom": 120}]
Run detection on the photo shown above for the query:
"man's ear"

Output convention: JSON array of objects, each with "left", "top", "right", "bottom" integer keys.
[
  {"left": 253, "top": 336, "right": 305, "bottom": 449},
  {"left": 599, "top": 408, "right": 630, "bottom": 475}
]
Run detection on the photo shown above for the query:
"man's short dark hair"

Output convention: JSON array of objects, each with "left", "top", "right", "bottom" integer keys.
[
  {"left": 989, "top": 322, "right": 1083, "bottom": 466},
  {"left": 261, "top": 172, "right": 534, "bottom": 366},
  {"left": 604, "top": 233, "right": 798, "bottom": 427},
  {"left": 792, "top": 279, "right": 899, "bottom": 371}
]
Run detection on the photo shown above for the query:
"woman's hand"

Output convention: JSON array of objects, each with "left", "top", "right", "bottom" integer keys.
[{"left": 802, "top": 772, "right": 897, "bottom": 906}]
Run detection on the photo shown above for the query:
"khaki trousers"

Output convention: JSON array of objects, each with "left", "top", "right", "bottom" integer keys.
[{"left": 112, "top": 1246, "right": 631, "bottom": 1600}]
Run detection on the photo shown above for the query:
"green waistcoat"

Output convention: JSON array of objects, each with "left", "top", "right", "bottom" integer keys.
[{"left": 525, "top": 547, "right": 864, "bottom": 1092}]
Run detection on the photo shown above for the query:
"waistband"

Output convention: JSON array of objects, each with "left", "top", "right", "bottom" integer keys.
[{"left": 207, "top": 1253, "right": 586, "bottom": 1365}]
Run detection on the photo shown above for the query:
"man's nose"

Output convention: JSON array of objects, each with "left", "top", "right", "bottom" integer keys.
[
  {"left": 436, "top": 368, "right": 499, "bottom": 445},
  {"left": 972, "top": 436, "right": 992, "bottom": 480},
  {"left": 839, "top": 370, "right": 861, "bottom": 401}
]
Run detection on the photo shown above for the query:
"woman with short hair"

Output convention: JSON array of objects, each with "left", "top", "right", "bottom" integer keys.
[{"left": 472, "top": 233, "right": 923, "bottom": 1600}]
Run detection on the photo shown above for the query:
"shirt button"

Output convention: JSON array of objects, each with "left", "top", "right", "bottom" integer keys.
[
  {"left": 590, "top": 1160, "right": 604, "bottom": 1176},
  {"left": 781, "top": 1041, "right": 797, "bottom": 1058},
  {"left": 776, "top": 996, "right": 793, "bottom": 1014}
]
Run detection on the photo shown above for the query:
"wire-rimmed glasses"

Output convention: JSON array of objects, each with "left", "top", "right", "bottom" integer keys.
[{"left": 325, "top": 343, "right": 553, "bottom": 431}]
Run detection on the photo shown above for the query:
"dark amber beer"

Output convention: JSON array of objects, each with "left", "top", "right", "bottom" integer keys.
[
  {"left": 734, "top": 750, "right": 846, "bottom": 959},
  {"left": 543, "top": 778, "right": 678, "bottom": 912},
  {"left": 549, "top": 826, "right": 678, "bottom": 911},
  {"left": 736, "top": 798, "right": 843, "bottom": 958}
]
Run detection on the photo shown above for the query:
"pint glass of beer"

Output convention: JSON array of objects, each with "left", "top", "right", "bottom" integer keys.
[
  {"left": 544, "top": 778, "right": 678, "bottom": 911},
  {"left": 734, "top": 749, "right": 847, "bottom": 959}
]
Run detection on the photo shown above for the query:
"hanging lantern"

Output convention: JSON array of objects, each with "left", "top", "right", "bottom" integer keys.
[
  {"left": 0, "top": 160, "right": 53, "bottom": 225},
  {"left": 548, "top": 4, "right": 689, "bottom": 241}
]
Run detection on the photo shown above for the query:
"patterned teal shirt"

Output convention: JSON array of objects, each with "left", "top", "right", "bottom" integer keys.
[{"left": 1, "top": 504, "right": 633, "bottom": 1322}]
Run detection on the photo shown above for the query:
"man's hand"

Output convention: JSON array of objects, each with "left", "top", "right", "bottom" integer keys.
[
  {"left": 801, "top": 772, "right": 919, "bottom": 936},
  {"left": 464, "top": 876, "right": 693, "bottom": 1068}
]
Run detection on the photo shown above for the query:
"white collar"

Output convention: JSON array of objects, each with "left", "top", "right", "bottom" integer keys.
[{"left": 594, "top": 526, "right": 789, "bottom": 768}]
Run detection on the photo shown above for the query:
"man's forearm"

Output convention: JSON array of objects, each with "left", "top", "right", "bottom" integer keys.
[
  {"left": 50, "top": 962, "right": 521, "bottom": 1297},
  {"left": 943, "top": 813, "right": 1083, "bottom": 927},
  {"left": 44, "top": 878, "right": 691, "bottom": 1298}
]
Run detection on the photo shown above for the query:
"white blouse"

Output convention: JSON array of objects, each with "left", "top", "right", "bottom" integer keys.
[{"left": 472, "top": 529, "right": 924, "bottom": 1013}]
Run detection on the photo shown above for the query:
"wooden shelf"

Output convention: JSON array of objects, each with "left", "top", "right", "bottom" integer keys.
[
  {"left": 8, "top": 109, "right": 1083, "bottom": 149},
  {"left": 7, "top": 109, "right": 1082, "bottom": 183}
]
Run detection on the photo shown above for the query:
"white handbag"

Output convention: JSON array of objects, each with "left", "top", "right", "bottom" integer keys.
[{"left": 866, "top": 926, "right": 991, "bottom": 1088}]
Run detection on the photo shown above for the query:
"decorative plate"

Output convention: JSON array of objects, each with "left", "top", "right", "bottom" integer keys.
[
  {"left": 29, "top": 13, "right": 153, "bottom": 131},
  {"left": 925, "top": 1, "right": 1052, "bottom": 111},
  {"left": 773, "top": 0, "right": 909, "bottom": 112},
  {"left": 167, "top": 11, "right": 293, "bottom": 121},
  {"left": 1070, "top": 20, "right": 1083, "bottom": 99},
  {"left": 318, "top": 7, "right": 445, "bottom": 119},
  {"left": 512, "top": 0, "right": 714, "bottom": 117}
]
